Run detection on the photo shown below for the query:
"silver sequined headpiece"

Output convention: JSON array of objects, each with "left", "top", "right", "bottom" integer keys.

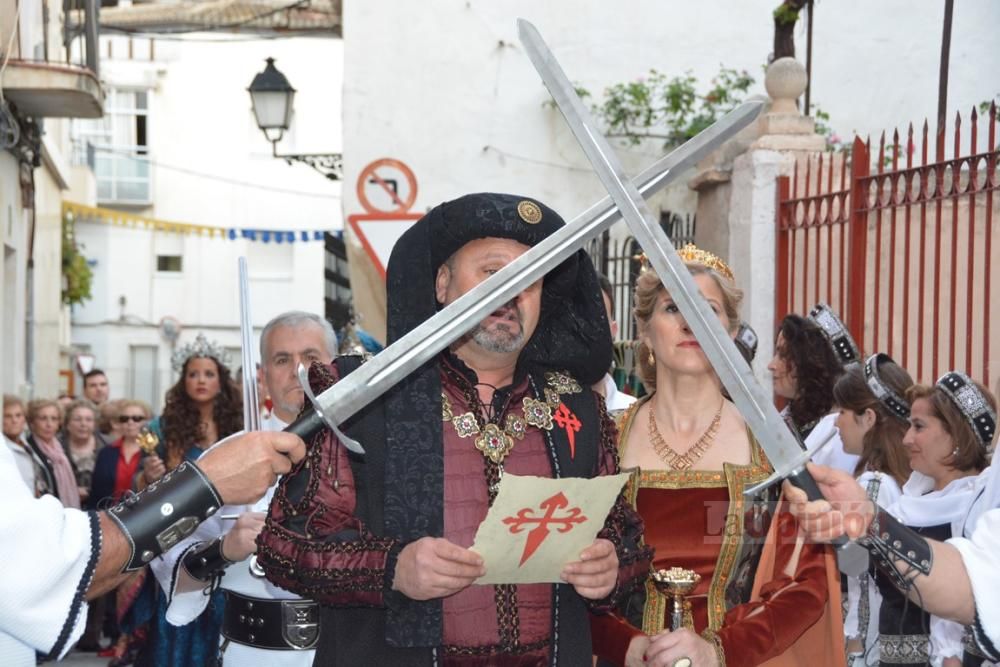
[
  {"left": 808, "top": 302, "right": 861, "bottom": 367},
  {"left": 935, "top": 371, "right": 997, "bottom": 449},
  {"left": 863, "top": 353, "right": 910, "bottom": 423},
  {"left": 171, "top": 333, "right": 231, "bottom": 373},
  {"left": 734, "top": 321, "right": 758, "bottom": 362}
]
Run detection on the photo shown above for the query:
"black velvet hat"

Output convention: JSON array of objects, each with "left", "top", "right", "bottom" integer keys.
[{"left": 386, "top": 191, "right": 612, "bottom": 385}]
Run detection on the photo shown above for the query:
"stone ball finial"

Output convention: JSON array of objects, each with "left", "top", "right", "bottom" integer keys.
[{"left": 765, "top": 57, "right": 807, "bottom": 114}]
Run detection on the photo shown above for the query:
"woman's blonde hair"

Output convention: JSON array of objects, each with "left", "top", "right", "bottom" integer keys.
[
  {"left": 633, "top": 262, "right": 743, "bottom": 391},
  {"left": 63, "top": 400, "right": 99, "bottom": 429},
  {"left": 27, "top": 398, "right": 63, "bottom": 425},
  {"left": 117, "top": 399, "right": 152, "bottom": 420}
]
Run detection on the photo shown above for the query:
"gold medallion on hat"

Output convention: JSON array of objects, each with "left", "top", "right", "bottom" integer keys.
[{"left": 517, "top": 200, "right": 543, "bottom": 224}]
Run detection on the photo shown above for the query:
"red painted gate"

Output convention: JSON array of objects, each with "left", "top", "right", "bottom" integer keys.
[{"left": 776, "top": 104, "right": 999, "bottom": 389}]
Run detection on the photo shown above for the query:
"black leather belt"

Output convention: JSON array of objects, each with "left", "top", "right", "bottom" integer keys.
[{"left": 221, "top": 590, "right": 320, "bottom": 650}]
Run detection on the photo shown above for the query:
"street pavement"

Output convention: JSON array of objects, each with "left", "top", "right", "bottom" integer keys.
[{"left": 58, "top": 650, "right": 107, "bottom": 666}]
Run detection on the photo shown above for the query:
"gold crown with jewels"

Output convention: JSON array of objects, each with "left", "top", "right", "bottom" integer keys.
[{"left": 635, "top": 244, "right": 734, "bottom": 282}]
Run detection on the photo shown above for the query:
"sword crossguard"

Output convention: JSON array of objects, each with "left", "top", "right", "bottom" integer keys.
[{"left": 295, "top": 364, "right": 366, "bottom": 455}]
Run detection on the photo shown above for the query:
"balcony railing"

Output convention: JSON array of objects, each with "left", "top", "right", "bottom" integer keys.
[{"left": 85, "top": 143, "right": 153, "bottom": 206}]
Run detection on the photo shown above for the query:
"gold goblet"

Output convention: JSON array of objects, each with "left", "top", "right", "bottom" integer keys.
[
  {"left": 652, "top": 566, "right": 701, "bottom": 632},
  {"left": 137, "top": 427, "right": 160, "bottom": 455}
]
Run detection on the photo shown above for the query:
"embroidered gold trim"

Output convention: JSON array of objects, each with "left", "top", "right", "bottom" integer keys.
[
  {"left": 705, "top": 442, "right": 770, "bottom": 631},
  {"left": 642, "top": 576, "right": 667, "bottom": 636},
  {"left": 701, "top": 628, "right": 727, "bottom": 666},
  {"left": 618, "top": 396, "right": 773, "bottom": 635}
]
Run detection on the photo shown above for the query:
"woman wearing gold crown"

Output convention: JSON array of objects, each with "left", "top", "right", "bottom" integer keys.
[
  {"left": 130, "top": 333, "right": 243, "bottom": 667},
  {"left": 591, "top": 245, "right": 842, "bottom": 667}
]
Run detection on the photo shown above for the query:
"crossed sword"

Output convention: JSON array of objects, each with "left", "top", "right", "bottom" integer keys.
[{"left": 237, "top": 20, "right": 865, "bottom": 577}]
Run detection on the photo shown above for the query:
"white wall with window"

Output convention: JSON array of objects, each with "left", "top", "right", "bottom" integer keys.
[
  {"left": 69, "top": 33, "right": 341, "bottom": 410},
  {"left": 72, "top": 88, "right": 151, "bottom": 205},
  {"left": 129, "top": 344, "right": 159, "bottom": 408}
]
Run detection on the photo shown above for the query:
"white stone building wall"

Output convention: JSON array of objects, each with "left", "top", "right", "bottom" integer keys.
[
  {"left": 341, "top": 0, "right": 999, "bottom": 341},
  {"left": 0, "top": 0, "right": 91, "bottom": 399}
]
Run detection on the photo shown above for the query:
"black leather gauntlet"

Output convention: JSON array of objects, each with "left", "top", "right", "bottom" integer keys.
[
  {"left": 182, "top": 538, "right": 235, "bottom": 582},
  {"left": 858, "top": 505, "right": 933, "bottom": 590},
  {"left": 106, "top": 461, "right": 223, "bottom": 572}
]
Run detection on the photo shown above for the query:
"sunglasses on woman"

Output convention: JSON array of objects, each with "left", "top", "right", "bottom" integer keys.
[{"left": 118, "top": 415, "right": 146, "bottom": 423}]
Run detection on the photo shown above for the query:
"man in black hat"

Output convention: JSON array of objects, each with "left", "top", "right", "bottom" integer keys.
[{"left": 258, "top": 193, "right": 650, "bottom": 665}]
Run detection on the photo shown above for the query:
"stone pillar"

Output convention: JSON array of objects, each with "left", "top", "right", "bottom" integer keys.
[{"left": 695, "top": 58, "right": 825, "bottom": 389}]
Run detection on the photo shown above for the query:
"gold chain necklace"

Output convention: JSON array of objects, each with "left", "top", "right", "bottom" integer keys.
[{"left": 647, "top": 401, "right": 723, "bottom": 470}]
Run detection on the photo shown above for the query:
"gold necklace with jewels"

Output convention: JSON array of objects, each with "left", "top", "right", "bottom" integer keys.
[
  {"left": 441, "top": 390, "right": 558, "bottom": 465},
  {"left": 647, "top": 401, "right": 723, "bottom": 471}
]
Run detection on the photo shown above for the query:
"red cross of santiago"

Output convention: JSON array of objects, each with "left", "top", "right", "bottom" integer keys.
[
  {"left": 554, "top": 402, "right": 581, "bottom": 458},
  {"left": 502, "top": 491, "right": 588, "bottom": 566}
]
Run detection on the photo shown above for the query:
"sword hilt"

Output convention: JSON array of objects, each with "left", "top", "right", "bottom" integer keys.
[
  {"left": 284, "top": 364, "right": 366, "bottom": 455},
  {"left": 283, "top": 409, "right": 327, "bottom": 443},
  {"left": 786, "top": 465, "right": 870, "bottom": 577}
]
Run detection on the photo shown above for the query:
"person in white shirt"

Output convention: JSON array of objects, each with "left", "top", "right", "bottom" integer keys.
[
  {"left": 2, "top": 395, "right": 42, "bottom": 495},
  {"left": 0, "top": 426, "right": 304, "bottom": 667},
  {"left": 150, "top": 311, "right": 337, "bottom": 665},
  {"left": 593, "top": 275, "right": 637, "bottom": 413},
  {"left": 787, "top": 372, "right": 998, "bottom": 665},
  {"left": 832, "top": 354, "right": 915, "bottom": 665}
]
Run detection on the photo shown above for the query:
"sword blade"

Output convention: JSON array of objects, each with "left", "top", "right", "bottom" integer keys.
[
  {"left": 293, "top": 104, "right": 760, "bottom": 434},
  {"left": 517, "top": 18, "right": 801, "bottom": 466},
  {"left": 518, "top": 19, "right": 868, "bottom": 575},
  {"left": 238, "top": 257, "right": 261, "bottom": 432}
]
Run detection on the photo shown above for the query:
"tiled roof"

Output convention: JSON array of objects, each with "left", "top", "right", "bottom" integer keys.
[{"left": 72, "top": 0, "right": 340, "bottom": 35}]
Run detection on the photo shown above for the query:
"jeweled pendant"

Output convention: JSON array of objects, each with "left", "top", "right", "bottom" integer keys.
[
  {"left": 543, "top": 387, "right": 561, "bottom": 407},
  {"left": 505, "top": 413, "right": 527, "bottom": 440},
  {"left": 475, "top": 423, "right": 515, "bottom": 464},
  {"left": 522, "top": 396, "right": 554, "bottom": 430},
  {"left": 544, "top": 370, "right": 582, "bottom": 395},
  {"left": 452, "top": 412, "right": 481, "bottom": 438}
]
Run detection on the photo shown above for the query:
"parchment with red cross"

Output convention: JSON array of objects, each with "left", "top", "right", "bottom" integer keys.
[{"left": 470, "top": 472, "right": 629, "bottom": 584}]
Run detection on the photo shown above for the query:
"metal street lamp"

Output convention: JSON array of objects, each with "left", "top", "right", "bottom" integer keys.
[{"left": 248, "top": 57, "right": 343, "bottom": 181}]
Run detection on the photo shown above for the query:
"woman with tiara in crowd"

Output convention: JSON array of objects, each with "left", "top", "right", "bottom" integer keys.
[
  {"left": 132, "top": 334, "right": 243, "bottom": 667},
  {"left": 831, "top": 354, "right": 913, "bottom": 665},
  {"left": 863, "top": 373, "right": 994, "bottom": 667},
  {"left": 591, "top": 245, "right": 842, "bottom": 667},
  {"left": 767, "top": 304, "right": 861, "bottom": 474}
]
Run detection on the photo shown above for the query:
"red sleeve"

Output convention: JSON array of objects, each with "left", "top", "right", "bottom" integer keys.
[
  {"left": 256, "top": 361, "right": 401, "bottom": 607},
  {"left": 715, "top": 510, "right": 830, "bottom": 667},
  {"left": 591, "top": 611, "right": 645, "bottom": 665}
]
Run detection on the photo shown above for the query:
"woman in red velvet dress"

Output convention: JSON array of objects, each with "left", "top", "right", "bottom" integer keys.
[{"left": 591, "top": 247, "right": 840, "bottom": 667}]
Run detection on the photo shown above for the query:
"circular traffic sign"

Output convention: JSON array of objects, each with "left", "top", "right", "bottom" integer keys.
[{"left": 356, "top": 158, "right": 418, "bottom": 214}]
